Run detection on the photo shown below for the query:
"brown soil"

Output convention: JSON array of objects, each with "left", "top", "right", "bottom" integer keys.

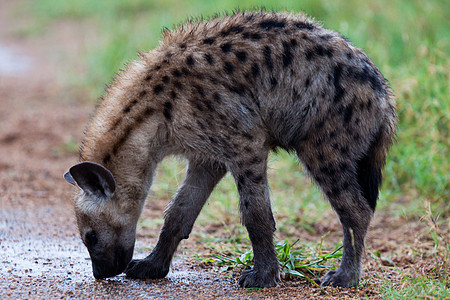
[{"left": 0, "top": 2, "right": 447, "bottom": 299}]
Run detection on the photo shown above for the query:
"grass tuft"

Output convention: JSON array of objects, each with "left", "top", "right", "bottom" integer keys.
[{"left": 214, "top": 238, "right": 343, "bottom": 284}]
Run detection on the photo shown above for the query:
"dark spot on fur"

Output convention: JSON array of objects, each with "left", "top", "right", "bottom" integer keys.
[
  {"left": 204, "top": 100, "right": 214, "bottom": 112},
  {"left": 340, "top": 146, "right": 349, "bottom": 155},
  {"left": 305, "top": 77, "right": 311, "bottom": 88},
  {"left": 194, "top": 85, "right": 205, "bottom": 97},
  {"left": 263, "top": 46, "right": 273, "bottom": 72},
  {"left": 282, "top": 41, "right": 293, "bottom": 67},
  {"left": 259, "top": 19, "right": 285, "bottom": 30},
  {"left": 224, "top": 61, "right": 234, "bottom": 74},
  {"left": 346, "top": 51, "right": 353, "bottom": 60},
  {"left": 344, "top": 105, "right": 354, "bottom": 123},
  {"left": 203, "top": 38, "right": 215, "bottom": 45},
  {"left": 270, "top": 77, "right": 278, "bottom": 89},
  {"left": 318, "top": 152, "right": 325, "bottom": 162},
  {"left": 320, "top": 164, "right": 336, "bottom": 177},
  {"left": 349, "top": 66, "right": 384, "bottom": 93},
  {"left": 339, "top": 162, "right": 349, "bottom": 172},
  {"left": 163, "top": 102, "right": 173, "bottom": 121},
  {"left": 327, "top": 186, "right": 341, "bottom": 198},
  {"left": 341, "top": 181, "right": 350, "bottom": 191},
  {"left": 213, "top": 92, "right": 222, "bottom": 103},
  {"left": 181, "top": 67, "right": 189, "bottom": 76},
  {"left": 316, "top": 119, "right": 325, "bottom": 130},
  {"left": 196, "top": 120, "right": 206, "bottom": 129},
  {"left": 194, "top": 102, "right": 204, "bottom": 112},
  {"left": 204, "top": 53, "right": 214, "bottom": 65},
  {"left": 186, "top": 55, "right": 195, "bottom": 66},
  {"left": 252, "top": 175, "right": 263, "bottom": 184},
  {"left": 103, "top": 154, "right": 111, "bottom": 164},
  {"left": 145, "top": 75, "right": 152, "bottom": 81},
  {"left": 244, "top": 169, "right": 254, "bottom": 177},
  {"left": 367, "top": 99, "right": 372, "bottom": 110},
  {"left": 227, "top": 81, "right": 246, "bottom": 95},
  {"left": 251, "top": 63, "right": 260, "bottom": 78},
  {"left": 180, "top": 43, "right": 186, "bottom": 49},
  {"left": 235, "top": 51, "right": 247, "bottom": 62},
  {"left": 153, "top": 84, "right": 164, "bottom": 95},
  {"left": 139, "top": 90, "right": 147, "bottom": 97},
  {"left": 237, "top": 175, "right": 246, "bottom": 190},
  {"left": 251, "top": 33, "right": 262, "bottom": 40},
  {"left": 295, "top": 21, "right": 315, "bottom": 30},
  {"left": 305, "top": 49, "right": 314, "bottom": 60},
  {"left": 242, "top": 132, "right": 253, "bottom": 141},
  {"left": 220, "top": 42, "right": 232, "bottom": 53},
  {"left": 324, "top": 47, "right": 334, "bottom": 58},
  {"left": 209, "top": 76, "right": 218, "bottom": 84},
  {"left": 250, "top": 157, "right": 262, "bottom": 164},
  {"left": 145, "top": 107, "right": 154, "bottom": 116},
  {"left": 290, "top": 39, "right": 298, "bottom": 47},
  {"left": 209, "top": 136, "right": 218, "bottom": 144},
  {"left": 172, "top": 69, "right": 182, "bottom": 78},
  {"left": 244, "top": 146, "right": 252, "bottom": 153},
  {"left": 173, "top": 80, "right": 182, "bottom": 89},
  {"left": 162, "top": 76, "right": 170, "bottom": 83},
  {"left": 333, "top": 64, "right": 345, "bottom": 102},
  {"left": 171, "top": 90, "right": 177, "bottom": 99}
]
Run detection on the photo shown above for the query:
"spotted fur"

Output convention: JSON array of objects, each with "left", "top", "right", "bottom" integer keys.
[{"left": 68, "top": 10, "right": 397, "bottom": 288}]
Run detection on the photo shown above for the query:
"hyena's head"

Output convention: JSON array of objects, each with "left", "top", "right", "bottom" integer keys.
[{"left": 64, "top": 162, "right": 136, "bottom": 279}]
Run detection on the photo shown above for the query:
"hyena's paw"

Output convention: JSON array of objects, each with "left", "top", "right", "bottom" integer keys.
[
  {"left": 320, "top": 269, "right": 359, "bottom": 288},
  {"left": 125, "top": 258, "right": 169, "bottom": 280},
  {"left": 239, "top": 267, "right": 280, "bottom": 288}
]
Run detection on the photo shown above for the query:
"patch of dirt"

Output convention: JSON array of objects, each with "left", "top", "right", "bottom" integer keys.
[{"left": 0, "top": 2, "right": 447, "bottom": 299}]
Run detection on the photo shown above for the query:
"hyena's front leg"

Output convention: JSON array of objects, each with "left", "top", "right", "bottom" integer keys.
[
  {"left": 125, "top": 160, "right": 227, "bottom": 279},
  {"left": 231, "top": 158, "right": 280, "bottom": 288}
]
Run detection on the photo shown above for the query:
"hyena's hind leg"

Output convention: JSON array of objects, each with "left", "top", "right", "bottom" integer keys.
[
  {"left": 297, "top": 138, "right": 382, "bottom": 287},
  {"left": 126, "top": 160, "right": 227, "bottom": 279}
]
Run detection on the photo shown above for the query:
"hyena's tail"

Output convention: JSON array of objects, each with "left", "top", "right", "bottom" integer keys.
[{"left": 356, "top": 115, "right": 397, "bottom": 211}]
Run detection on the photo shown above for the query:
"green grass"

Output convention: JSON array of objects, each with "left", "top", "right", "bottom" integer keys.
[
  {"left": 21, "top": 0, "right": 449, "bottom": 297},
  {"left": 214, "top": 239, "right": 343, "bottom": 284}
]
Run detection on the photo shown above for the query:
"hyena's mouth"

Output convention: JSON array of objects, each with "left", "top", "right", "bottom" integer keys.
[{"left": 91, "top": 247, "right": 133, "bottom": 279}]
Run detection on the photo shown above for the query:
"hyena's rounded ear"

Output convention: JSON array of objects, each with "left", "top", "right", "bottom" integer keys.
[{"left": 64, "top": 162, "right": 116, "bottom": 201}]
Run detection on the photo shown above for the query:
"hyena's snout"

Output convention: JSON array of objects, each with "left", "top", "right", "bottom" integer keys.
[{"left": 90, "top": 246, "right": 134, "bottom": 279}]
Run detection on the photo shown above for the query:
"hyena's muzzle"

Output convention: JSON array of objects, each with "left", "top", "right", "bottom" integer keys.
[{"left": 88, "top": 246, "right": 134, "bottom": 279}]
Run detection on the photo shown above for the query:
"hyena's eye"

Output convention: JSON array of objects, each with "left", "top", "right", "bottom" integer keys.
[{"left": 85, "top": 231, "right": 98, "bottom": 246}]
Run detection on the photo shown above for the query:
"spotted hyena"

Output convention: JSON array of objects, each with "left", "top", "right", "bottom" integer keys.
[{"left": 64, "top": 11, "right": 396, "bottom": 288}]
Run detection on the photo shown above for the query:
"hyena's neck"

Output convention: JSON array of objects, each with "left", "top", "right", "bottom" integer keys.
[{"left": 79, "top": 54, "right": 174, "bottom": 205}]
